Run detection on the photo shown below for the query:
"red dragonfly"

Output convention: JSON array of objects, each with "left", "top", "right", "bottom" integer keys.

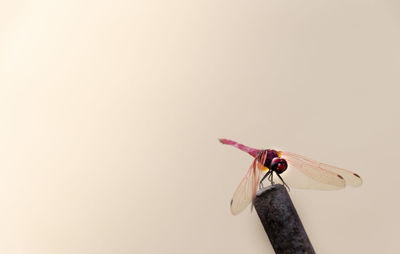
[{"left": 219, "top": 138, "right": 362, "bottom": 215}]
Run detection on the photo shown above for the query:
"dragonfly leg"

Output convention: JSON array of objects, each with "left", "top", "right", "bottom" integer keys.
[
  {"left": 268, "top": 171, "right": 274, "bottom": 185},
  {"left": 277, "top": 173, "right": 291, "bottom": 191},
  {"left": 259, "top": 171, "right": 271, "bottom": 189}
]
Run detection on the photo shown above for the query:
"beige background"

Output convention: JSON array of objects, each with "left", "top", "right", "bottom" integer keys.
[{"left": 1, "top": 1, "right": 399, "bottom": 253}]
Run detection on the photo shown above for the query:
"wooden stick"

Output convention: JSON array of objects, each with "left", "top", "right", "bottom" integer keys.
[{"left": 254, "top": 184, "right": 315, "bottom": 254}]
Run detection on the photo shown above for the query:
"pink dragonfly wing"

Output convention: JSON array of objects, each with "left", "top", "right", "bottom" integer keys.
[
  {"left": 279, "top": 151, "right": 362, "bottom": 190},
  {"left": 286, "top": 152, "right": 362, "bottom": 187},
  {"left": 230, "top": 159, "right": 262, "bottom": 215}
]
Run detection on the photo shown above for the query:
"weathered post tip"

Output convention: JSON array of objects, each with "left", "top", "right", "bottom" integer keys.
[{"left": 254, "top": 184, "right": 315, "bottom": 254}]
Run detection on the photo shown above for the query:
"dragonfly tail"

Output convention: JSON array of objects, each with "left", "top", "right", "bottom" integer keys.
[{"left": 219, "top": 138, "right": 259, "bottom": 157}]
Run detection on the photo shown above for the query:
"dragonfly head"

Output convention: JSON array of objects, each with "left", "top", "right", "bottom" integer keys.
[{"left": 270, "top": 157, "right": 287, "bottom": 174}]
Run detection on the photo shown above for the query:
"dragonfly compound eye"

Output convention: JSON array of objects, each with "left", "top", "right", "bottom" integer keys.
[{"left": 270, "top": 157, "right": 288, "bottom": 174}]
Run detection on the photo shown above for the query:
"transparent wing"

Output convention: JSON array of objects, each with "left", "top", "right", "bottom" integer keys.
[
  {"left": 230, "top": 159, "right": 261, "bottom": 215},
  {"left": 281, "top": 151, "right": 362, "bottom": 187},
  {"left": 278, "top": 151, "right": 347, "bottom": 190}
]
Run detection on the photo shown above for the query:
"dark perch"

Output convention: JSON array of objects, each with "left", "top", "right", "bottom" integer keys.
[{"left": 254, "top": 184, "right": 315, "bottom": 254}]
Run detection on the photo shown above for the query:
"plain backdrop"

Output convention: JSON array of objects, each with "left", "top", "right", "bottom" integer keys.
[{"left": 1, "top": 1, "right": 399, "bottom": 253}]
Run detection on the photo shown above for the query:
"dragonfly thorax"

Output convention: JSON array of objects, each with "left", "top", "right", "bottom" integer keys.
[{"left": 262, "top": 150, "right": 287, "bottom": 174}]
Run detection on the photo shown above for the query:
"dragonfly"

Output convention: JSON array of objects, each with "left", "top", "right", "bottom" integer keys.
[{"left": 219, "top": 138, "right": 362, "bottom": 215}]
